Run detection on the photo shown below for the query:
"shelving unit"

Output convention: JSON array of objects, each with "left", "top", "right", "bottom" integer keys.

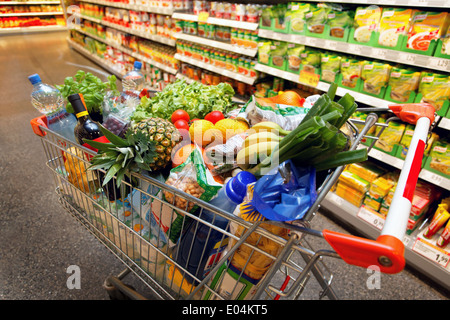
[
  {"left": 322, "top": 192, "right": 450, "bottom": 292},
  {"left": 175, "top": 53, "right": 256, "bottom": 85},
  {"left": 0, "top": 11, "right": 63, "bottom": 16},
  {"left": 77, "top": 0, "right": 173, "bottom": 15},
  {"left": 172, "top": 12, "right": 259, "bottom": 31},
  {"left": 258, "top": 29, "right": 450, "bottom": 73}
]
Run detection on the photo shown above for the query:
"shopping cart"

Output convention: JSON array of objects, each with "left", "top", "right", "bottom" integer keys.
[{"left": 30, "top": 101, "right": 435, "bottom": 300}]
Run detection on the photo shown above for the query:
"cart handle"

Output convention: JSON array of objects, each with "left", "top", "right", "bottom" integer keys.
[
  {"left": 30, "top": 115, "right": 48, "bottom": 137},
  {"left": 323, "top": 103, "right": 435, "bottom": 274}
]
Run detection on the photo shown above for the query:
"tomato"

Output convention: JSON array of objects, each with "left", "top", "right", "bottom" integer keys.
[
  {"left": 171, "top": 109, "right": 190, "bottom": 124},
  {"left": 174, "top": 119, "right": 190, "bottom": 131},
  {"left": 204, "top": 111, "right": 225, "bottom": 124}
]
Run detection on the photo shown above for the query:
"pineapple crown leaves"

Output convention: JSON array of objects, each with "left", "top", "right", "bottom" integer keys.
[{"left": 83, "top": 124, "right": 157, "bottom": 187}]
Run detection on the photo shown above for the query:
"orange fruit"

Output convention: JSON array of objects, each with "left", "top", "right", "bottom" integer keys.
[
  {"left": 269, "top": 91, "right": 304, "bottom": 106},
  {"left": 189, "top": 119, "right": 216, "bottom": 147},
  {"left": 214, "top": 118, "right": 245, "bottom": 141},
  {"left": 171, "top": 143, "right": 195, "bottom": 167}
]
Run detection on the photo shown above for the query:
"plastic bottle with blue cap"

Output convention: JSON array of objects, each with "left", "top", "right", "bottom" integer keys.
[
  {"left": 172, "top": 171, "right": 257, "bottom": 285},
  {"left": 28, "top": 73, "right": 77, "bottom": 144},
  {"left": 122, "top": 61, "right": 145, "bottom": 93}
]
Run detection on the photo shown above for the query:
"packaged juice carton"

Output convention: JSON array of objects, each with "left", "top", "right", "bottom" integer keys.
[{"left": 406, "top": 11, "right": 450, "bottom": 52}]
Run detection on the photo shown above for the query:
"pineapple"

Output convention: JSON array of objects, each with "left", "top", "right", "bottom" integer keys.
[{"left": 132, "top": 117, "right": 181, "bottom": 171}]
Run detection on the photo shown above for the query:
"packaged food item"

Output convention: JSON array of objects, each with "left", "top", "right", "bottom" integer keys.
[
  {"left": 417, "top": 72, "right": 450, "bottom": 112},
  {"left": 423, "top": 204, "right": 450, "bottom": 239},
  {"left": 150, "top": 147, "right": 222, "bottom": 245},
  {"left": 272, "top": 4, "right": 288, "bottom": 30},
  {"left": 320, "top": 53, "right": 341, "bottom": 83},
  {"left": 336, "top": 181, "right": 366, "bottom": 207},
  {"left": 347, "top": 161, "right": 385, "bottom": 183},
  {"left": 338, "top": 170, "right": 370, "bottom": 194},
  {"left": 437, "top": 218, "right": 450, "bottom": 248},
  {"left": 406, "top": 11, "right": 450, "bottom": 52},
  {"left": 361, "top": 60, "right": 391, "bottom": 95},
  {"left": 353, "top": 5, "right": 382, "bottom": 43},
  {"left": 378, "top": 8, "right": 414, "bottom": 47},
  {"left": 286, "top": 2, "right": 311, "bottom": 33},
  {"left": 428, "top": 138, "right": 450, "bottom": 176},
  {"left": 286, "top": 43, "right": 305, "bottom": 72},
  {"left": 300, "top": 48, "right": 321, "bottom": 73},
  {"left": 340, "top": 57, "right": 362, "bottom": 88},
  {"left": 304, "top": 4, "right": 329, "bottom": 34},
  {"left": 440, "top": 25, "right": 450, "bottom": 55},
  {"left": 63, "top": 147, "right": 99, "bottom": 193},
  {"left": 327, "top": 5, "right": 355, "bottom": 38},
  {"left": 270, "top": 41, "right": 288, "bottom": 68},
  {"left": 388, "top": 67, "right": 420, "bottom": 102},
  {"left": 375, "top": 120, "right": 405, "bottom": 153},
  {"left": 260, "top": 5, "right": 273, "bottom": 28},
  {"left": 257, "top": 41, "right": 271, "bottom": 64}
]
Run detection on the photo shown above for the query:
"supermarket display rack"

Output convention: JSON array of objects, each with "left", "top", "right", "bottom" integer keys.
[
  {"left": 61, "top": 0, "right": 450, "bottom": 293},
  {"left": 0, "top": 0, "right": 67, "bottom": 34}
]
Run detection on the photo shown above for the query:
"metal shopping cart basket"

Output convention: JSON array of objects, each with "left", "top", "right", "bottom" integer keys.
[{"left": 30, "top": 101, "right": 436, "bottom": 300}]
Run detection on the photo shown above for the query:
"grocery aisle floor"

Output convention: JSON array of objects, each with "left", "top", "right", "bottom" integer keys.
[{"left": 0, "top": 31, "right": 448, "bottom": 301}]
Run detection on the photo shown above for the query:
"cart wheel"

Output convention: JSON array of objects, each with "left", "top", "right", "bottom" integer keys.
[
  {"left": 104, "top": 283, "right": 137, "bottom": 300},
  {"left": 103, "top": 275, "right": 147, "bottom": 300}
]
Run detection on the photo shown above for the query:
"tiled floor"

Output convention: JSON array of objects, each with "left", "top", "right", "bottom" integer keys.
[{"left": 0, "top": 31, "right": 448, "bottom": 300}]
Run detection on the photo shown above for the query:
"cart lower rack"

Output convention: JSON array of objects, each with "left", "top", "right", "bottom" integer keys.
[{"left": 31, "top": 103, "right": 436, "bottom": 300}]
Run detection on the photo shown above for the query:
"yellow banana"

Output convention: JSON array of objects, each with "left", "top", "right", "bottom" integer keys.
[
  {"left": 248, "top": 121, "right": 291, "bottom": 136},
  {"left": 236, "top": 141, "right": 279, "bottom": 170},
  {"left": 242, "top": 131, "right": 282, "bottom": 149}
]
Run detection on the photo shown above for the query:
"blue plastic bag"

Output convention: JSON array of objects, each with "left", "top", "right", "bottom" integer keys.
[{"left": 250, "top": 161, "right": 317, "bottom": 221}]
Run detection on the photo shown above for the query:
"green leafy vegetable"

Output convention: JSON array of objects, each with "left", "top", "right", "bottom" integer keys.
[
  {"left": 130, "top": 79, "right": 236, "bottom": 122},
  {"left": 56, "top": 70, "right": 118, "bottom": 114}
]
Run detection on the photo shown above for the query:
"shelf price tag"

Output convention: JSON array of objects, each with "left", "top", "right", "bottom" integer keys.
[
  {"left": 198, "top": 11, "right": 209, "bottom": 22},
  {"left": 412, "top": 238, "right": 450, "bottom": 268},
  {"left": 357, "top": 205, "right": 385, "bottom": 230},
  {"left": 299, "top": 70, "right": 320, "bottom": 88}
]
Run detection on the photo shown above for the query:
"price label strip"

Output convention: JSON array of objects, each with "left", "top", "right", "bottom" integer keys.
[
  {"left": 357, "top": 205, "right": 385, "bottom": 231},
  {"left": 412, "top": 238, "right": 450, "bottom": 268}
]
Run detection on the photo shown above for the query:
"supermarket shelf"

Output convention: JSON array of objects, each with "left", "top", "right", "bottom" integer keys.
[
  {"left": 258, "top": 29, "right": 450, "bottom": 73},
  {"left": 67, "top": 37, "right": 125, "bottom": 79},
  {"left": 254, "top": 62, "right": 391, "bottom": 108},
  {"left": 0, "top": 1, "right": 60, "bottom": 4},
  {"left": 174, "top": 32, "right": 257, "bottom": 57},
  {"left": 172, "top": 12, "right": 259, "bottom": 31},
  {"left": 0, "top": 24, "right": 66, "bottom": 34},
  {"left": 74, "top": 27, "right": 178, "bottom": 74},
  {"left": 0, "top": 11, "right": 63, "bottom": 16},
  {"left": 287, "top": 0, "right": 450, "bottom": 7},
  {"left": 321, "top": 192, "right": 450, "bottom": 292},
  {"left": 357, "top": 145, "right": 450, "bottom": 191},
  {"left": 79, "top": 14, "right": 175, "bottom": 46},
  {"left": 175, "top": 53, "right": 256, "bottom": 85},
  {"left": 78, "top": 0, "right": 173, "bottom": 15},
  {"left": 438, "top": 117, "right": 450, "bottom": 131}
]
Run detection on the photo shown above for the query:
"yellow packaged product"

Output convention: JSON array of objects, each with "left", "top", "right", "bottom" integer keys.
[
  {"left": 347, "top": 161, "right": 385, "bottom": 183},
  {"left": 353, "top": 5, "right": 382, "bottom": 43},
  {"left": 388, "top": 67, "right": 421, "bottom": 102},
  {"left": 378, "top": 8, "right": 415, "bottom": 47},
  {"left": 369, "top": 177, "right": 395, "bottom": 200},
  {"left": 417, "top": 72, "right": 450, "bottom": 112},
  {"left": 375, "top": 120, "right": 405, "bottom": 153},
  {"left": 406, "top": 11, "right": 450, "bottom": 52},
  {"left": 361, "top": 60, "right": 391, "bottom": 96},
  {"left": 429, "top": 138, "right": 450, "bottom": 176},
  {"left": 336, "top": 182, "right": 366, "bottom": 207},
  {"left": 338, "top": 170, "right": 370, "bottom": 194},
  {"left": 364, "top": 194, "right": 382, "bottom": 212}
]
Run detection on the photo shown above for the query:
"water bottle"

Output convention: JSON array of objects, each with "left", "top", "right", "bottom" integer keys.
[
  {"left": 28, "top": 73, "right": 77, "bottom": 145},
  {"left": 122, "top": 61, "right": 145, "bottom": 93},
  {"left": 172, "top": 171, "right": 257, "bottom": 284}
]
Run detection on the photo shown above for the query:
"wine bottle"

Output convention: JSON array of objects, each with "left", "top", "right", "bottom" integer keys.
[{"left": 68, "top": 93, "right": 108, "bottom": 149}]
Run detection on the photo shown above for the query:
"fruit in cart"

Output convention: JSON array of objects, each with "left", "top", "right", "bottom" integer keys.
[
  {"left": 256, "top": 90, "right": 305, "bottom": 107},
  {"left": 172, "top": 143, "right": 195, "bottom": 168},
  {"left": 204, "top": 110, "right": 225, "bottom": 124},
  {"left": 189, "top": 119, "right": 221, "bottom": 147},
  {"left": 63, "top": 146, "right": 99, "bottom": 193},
  {"left": 132, "top": 118, "right": 182, "bottom": 170},
  {"left": 214, "top": 118, "right": 247, "bottom": 141},
  {"left": 171, "top": 109, "right": 190, "bottom": 124},
  {"left": 242, "top": 131, "right": 282, "bottom": 149},
  {"left": 236, "top": 141, "right": 280, "bottom": 170},
  {"left": 173, "top": 119, "right": 190, "bottom": 131},
  {"left": 248, "top": 121, "right": 291, "bottom": 136}
]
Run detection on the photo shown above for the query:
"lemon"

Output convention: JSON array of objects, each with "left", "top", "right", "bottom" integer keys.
[
  {"left": 214, "top": 119, "right": 245, "bottom": 141},
  {"left": 189, "top": 120, "right": 216, "bottom": 147}
]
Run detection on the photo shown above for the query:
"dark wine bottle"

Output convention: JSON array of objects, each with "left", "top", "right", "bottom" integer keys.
[{"left": 68, "top": 93, "right": 104, "bottom": 145}]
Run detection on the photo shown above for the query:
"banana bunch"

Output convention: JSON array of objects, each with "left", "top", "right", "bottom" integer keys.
[{"left": 236, "top": 122, "right": 285, "bottom": 170}]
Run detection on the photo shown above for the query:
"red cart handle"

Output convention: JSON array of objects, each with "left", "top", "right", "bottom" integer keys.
[
  {"left": 324, "top": 103, "right": 435, "bottom": 274},
  {"left": 30, "top": 115, "right": 48, "bottom": 137}
]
